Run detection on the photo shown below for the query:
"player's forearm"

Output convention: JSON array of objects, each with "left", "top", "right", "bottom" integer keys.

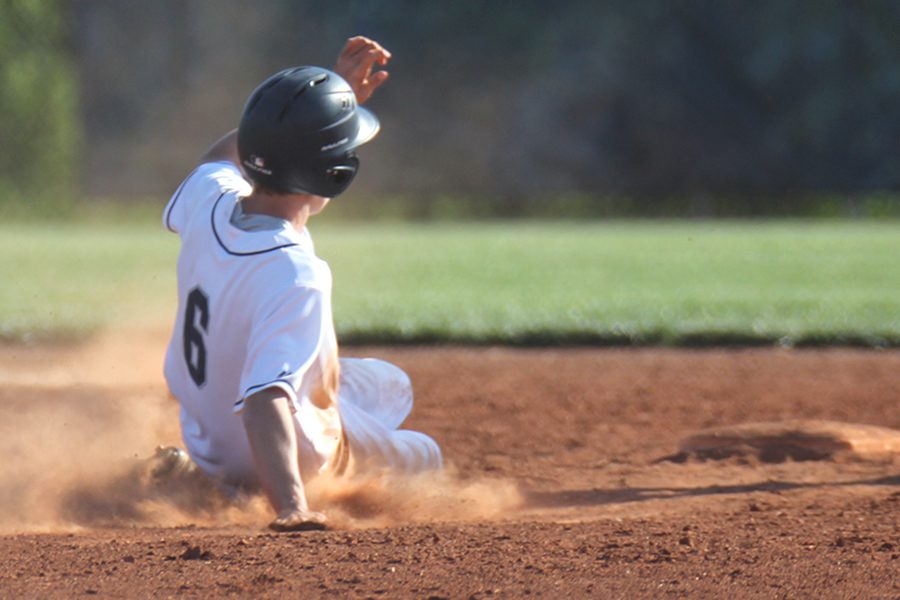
[
  {"left": 198, "top": 129, "right": 240, "bottom": 166},
  {"left": 241, "top": 389, "right": 309, "bottom": 516}
]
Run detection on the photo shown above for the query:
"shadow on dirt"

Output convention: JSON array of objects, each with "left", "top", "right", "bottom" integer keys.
[{"left": 523, "top": 474, "right": 900, "bottom": 510}]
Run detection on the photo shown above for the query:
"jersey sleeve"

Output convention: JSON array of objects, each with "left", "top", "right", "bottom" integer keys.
[
  {"left": 234, "top": 283, "right": 328, "bottom": 414},
  {"left": 163, "top": 161, "right": 251, "bottom": 235}
]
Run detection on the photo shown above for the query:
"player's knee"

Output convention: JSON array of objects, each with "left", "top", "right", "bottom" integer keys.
[
  {"left": 371, "top": 359, "right": 411, "bottom": 389},
  {"left": 363, "top": 358, "right": 413, "bottom": 402},
  {"left": 399, "top": 431, "right": 443, "bottom": 472}
]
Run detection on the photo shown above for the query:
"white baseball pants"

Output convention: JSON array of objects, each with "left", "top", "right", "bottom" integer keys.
[{"left": 296, "top": 358, "right": 443, "bottom": 479}]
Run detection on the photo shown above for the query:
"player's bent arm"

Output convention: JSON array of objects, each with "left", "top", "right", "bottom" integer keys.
[
  {"left": 198, "top": 129, "right": 240, "bottom": 167},
  {"left": 241, "top": 387, "right": 326, "bottom": 531}
]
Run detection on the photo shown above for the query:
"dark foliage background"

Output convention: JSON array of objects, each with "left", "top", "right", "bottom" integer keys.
[{"left": 4, "top": 0, "right": 900, "bottom": 216}]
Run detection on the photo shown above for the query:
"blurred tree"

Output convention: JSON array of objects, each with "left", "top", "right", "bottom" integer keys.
[
  {"left": 70, "top": 0, "right": 900, "bottom": 216},
  {"left": 498, "top": 0, "right": 900, "bottom": 213},
  {"left": 0, "top": 0, "right": 79, "bottom": 207}
]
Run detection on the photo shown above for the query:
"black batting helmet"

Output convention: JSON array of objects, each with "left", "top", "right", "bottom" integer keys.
[{"left": 237, "top": 66, "right": 380, "bottom": 197}]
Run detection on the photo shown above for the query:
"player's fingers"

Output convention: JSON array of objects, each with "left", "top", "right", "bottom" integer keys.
[
  {"left": 346, "top": 36, "right": 380, "bottom": 59},
  {"left": 343, "top": 54, "right": 380, "bottom": 83},
  {"left": 269, "top": 519, "right": 327, "bottom": 533},
  {"left": 340, "top": 36, "right": 368, "bottom": 56},
  {"left": 348, "top": 40, "right": 391, "bottom": 66},
  {"left": 364, "top": 39, "right": 392, "bottom": 63},
  {"left": 356, "top": 70, "right": 389, "bottom": 103},
  {"left": 366, "top": 46, "right": 391, "bottom": 66},
  {"left": 335, "top": 37, "right": 374, "bottom": 75},
  {"left": 335, "top": 59, "right": 370, "bottom": 87},
  {"left": 269, "top": 512, "right": 328, "bottom": 532},
  {"left": 369, "top": 69, "right": 390, "bottom": 89},
  {"left": 350, "top": 48, "right": 385, "bottom": 72}
]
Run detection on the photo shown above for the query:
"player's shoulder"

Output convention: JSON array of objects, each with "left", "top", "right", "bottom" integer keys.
[
  {"left": 253, "top": 242, "right": 332, "bottom": 292},
  {"left": 193, "top": 161, "right": 249, "bottom": 190},
  {"left": 164, "top": 161, "right": 251, "bottom": 234},
  {"left": 281, "top": 243, "right": 332, "bottom": 290}
]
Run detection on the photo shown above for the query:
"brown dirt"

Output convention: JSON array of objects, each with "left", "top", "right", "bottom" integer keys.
[{"left": 0, "top": 327, "right": 898, "bottom": 598}]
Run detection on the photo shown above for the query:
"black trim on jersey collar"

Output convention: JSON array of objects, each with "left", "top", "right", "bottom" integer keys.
[{"left": 210, "top": 193, "right": 299, "bottom": 257}]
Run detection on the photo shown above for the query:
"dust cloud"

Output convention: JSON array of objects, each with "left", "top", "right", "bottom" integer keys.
[
  {"left": 308, "top": 467, "right": 523, "bottom": 530},
  {"left": 0, "top": 323, "right": 197, "bottom": 532},
  {"left": 0, "top": 325, "right": 521, "bottom": 532},
  {"left": 0, "top": 385, "right": 191, "bottom": 532}
]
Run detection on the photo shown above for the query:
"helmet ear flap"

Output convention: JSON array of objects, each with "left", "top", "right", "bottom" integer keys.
[{"left": 322, "top": 155, "right": 359, "bottom": 197}]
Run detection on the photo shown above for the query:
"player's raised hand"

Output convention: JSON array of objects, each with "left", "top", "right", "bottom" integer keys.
[{"left": 334, "top": 36, "right": 391, "bottom": 104}]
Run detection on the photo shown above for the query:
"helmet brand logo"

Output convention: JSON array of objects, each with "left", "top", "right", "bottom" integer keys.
[
  {"left": 321, "top": 137, "right": 349, "bottom": 152},
  {"left": 244, "top": 154, "right": 273, "bottom": 175}
]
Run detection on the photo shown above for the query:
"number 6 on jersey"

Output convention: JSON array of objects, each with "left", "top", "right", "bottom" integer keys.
[{"left": 183, "top": 286, "right": 210, "bottom": 387}]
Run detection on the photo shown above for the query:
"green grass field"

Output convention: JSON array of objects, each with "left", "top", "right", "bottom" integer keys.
[{"left": 1, "top": 219, "right": 898, "bottom": 346}]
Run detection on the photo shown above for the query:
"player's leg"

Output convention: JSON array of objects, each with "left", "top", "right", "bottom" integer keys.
[
  {"left": 335, "top": 358, "right": 443, "bottom": 474},
  {"left": 337, "top": 358, "right": 413, "bottom": 429}
]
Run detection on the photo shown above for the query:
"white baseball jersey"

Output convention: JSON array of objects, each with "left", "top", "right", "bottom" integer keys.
[{"left": 163, "top": 161, "right": 342, "bottom": 485}]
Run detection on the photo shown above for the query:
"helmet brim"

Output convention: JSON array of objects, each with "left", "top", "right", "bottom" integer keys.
[{"left": 347, "top": 106, "right": 380, "bottom": 151}]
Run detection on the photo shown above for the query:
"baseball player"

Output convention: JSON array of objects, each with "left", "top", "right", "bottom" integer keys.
[{"left": 162, "top": 37, "right": 442, "bottom": 532}]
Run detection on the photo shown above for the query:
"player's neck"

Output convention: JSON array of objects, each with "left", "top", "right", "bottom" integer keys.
[{"left": 242, "top": 191, "right": 325, "bottom": 232}]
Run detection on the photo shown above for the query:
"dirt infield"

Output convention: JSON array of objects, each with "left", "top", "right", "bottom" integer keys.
[{"left": 0, "top": 327, "right": 898, "bottom": 598}]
